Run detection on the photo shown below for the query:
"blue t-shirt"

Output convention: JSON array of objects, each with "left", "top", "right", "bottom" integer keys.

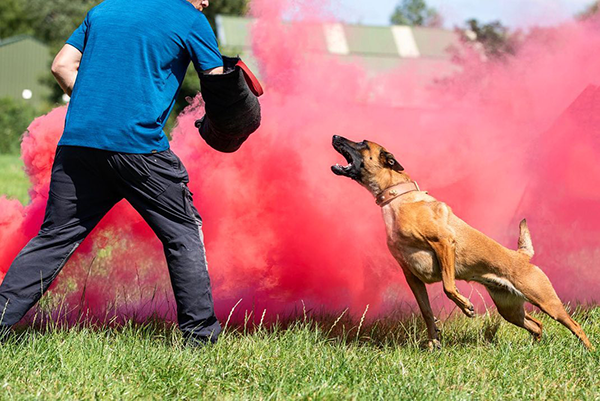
[{"left": 59, "top": 0, "right": 223, "bottom": 154}]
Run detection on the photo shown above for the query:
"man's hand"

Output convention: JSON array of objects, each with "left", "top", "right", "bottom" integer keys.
[{"left": 51, "top": 44, "right": 82, "bottom": 97}]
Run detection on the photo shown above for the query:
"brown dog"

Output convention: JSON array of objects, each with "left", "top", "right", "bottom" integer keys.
[{"left": 331, "top": 135, "right": 593, "bottom": 350}]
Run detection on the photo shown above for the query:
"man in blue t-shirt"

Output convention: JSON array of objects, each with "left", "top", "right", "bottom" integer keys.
[{"left": 0, "top": 0, "right": 223, "bottom": 345}]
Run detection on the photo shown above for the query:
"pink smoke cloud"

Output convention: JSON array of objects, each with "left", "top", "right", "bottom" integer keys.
[{"left": 0, "top": 0, "right": 599, "bottom": 323}]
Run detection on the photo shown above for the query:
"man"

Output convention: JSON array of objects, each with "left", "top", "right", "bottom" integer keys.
[{"left": 0, "top": 0, "right": 223, "bottom": 344}]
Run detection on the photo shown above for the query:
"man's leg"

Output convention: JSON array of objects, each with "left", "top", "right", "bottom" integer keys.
[
  {"left": 0, "top": 147, "right": 120, "bottom": 330},
  {"left": 111, "top": 149, "right": 221, "bottom": 343}
]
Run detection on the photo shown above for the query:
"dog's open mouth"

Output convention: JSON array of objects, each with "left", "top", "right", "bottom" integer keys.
[
  {"left": 332, "top": 145, "right": 354, "bottom": 176},
  {"left": 331, "top": 135, "right": 362, "bottom": 179}
]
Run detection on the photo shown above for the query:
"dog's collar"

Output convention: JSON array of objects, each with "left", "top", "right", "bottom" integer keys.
[{"left": 375, "top": 181, "right": 424, "bottom": 207}]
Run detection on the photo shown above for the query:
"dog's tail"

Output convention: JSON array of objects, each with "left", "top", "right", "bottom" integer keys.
[{"left": 517, "top": 219, "right": 535, "bottom": 259}]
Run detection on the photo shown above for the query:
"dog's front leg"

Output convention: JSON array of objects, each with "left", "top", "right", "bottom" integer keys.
[
  {"left": 429, "top": 238, "right": 475, "bottom": 317},
  {"left": 402, "top": 269, "right": 441, "bottom": 349}
]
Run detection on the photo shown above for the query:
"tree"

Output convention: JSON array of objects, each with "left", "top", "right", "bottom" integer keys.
[
  {"left": 577, "top": 1, "right": 599, "bottom": 20},
  {"left": 0, "top": 97, "right": 38, "bottom": 154},
  {"left": 458, "top": 19, "right": 519, "bottom": 61},
  {"left": 23, "top": 0, "right": 102, "bottom": 48},
  {"left": 390, "top": 0, "right": 442, "bottom": 28},
  {"left": 203, "top": 0, "right": 249, "bottom": 29},
  {"left": 0, "top": 0, "right": 33, "bottom": 40}
]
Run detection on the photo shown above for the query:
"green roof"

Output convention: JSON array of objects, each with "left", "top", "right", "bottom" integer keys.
[
  {"left": 0, "top": 35, "right": 45, "bottom": 48},
  {"left": 345, "top": 25, "right": 399, "bottom": 57},
  {"left": 216, "top": 15, "right": 460, "bottom": 60},
  {"left": 216, "top": 16, "right": 461, "bottom": 78},
  {"left": 411, "top": 27, "right": 458, "bottom": 58}
]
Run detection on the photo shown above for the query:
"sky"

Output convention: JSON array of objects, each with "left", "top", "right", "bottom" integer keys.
[{"left": 332, "top": 0, "right": 595, "bottom": 28}]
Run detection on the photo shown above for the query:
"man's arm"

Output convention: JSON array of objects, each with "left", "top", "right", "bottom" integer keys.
[
  {"left": 51, "top": 44, "right": 83, "bottom": 96},
  {"left": 203, "top": 66, "right": 223, "bottom": 75}
]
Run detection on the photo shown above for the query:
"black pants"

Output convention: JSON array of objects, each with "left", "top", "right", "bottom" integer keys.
[{"left": 0, "top": 146, "right": 221, "bottom": 342}]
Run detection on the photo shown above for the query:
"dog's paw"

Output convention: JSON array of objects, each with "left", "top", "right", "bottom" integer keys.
[
  {"left": 427, "top": 339, "right": 442, "bottom": 351},
  {"left": 462, "top": 304, "right": 476, "bottom": 318}
]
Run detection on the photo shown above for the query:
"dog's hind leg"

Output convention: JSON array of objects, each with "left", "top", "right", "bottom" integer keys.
[
  {"left": 516, "top": 265, "right": 593, "bottom": 350},
  {"left": 525, "top": 312, "right": 543, "bottom": 341},
  {"left": 487, "top": 287, "right": 543, "bottom": 341},
  {"left": 402, "top": 269, "right": 440, "bottom": 349}
]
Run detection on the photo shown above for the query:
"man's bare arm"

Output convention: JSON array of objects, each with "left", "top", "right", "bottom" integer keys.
[
  {"left": 203, "top": 66, "right": 223, "bottom": 75},
  {"left": 51, "top": 44, "right": 83, "bottom": 96}
]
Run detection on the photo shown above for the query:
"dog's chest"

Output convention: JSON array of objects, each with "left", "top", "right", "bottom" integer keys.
[{"left": 382, "top": 208, "right": 441, "bottom": 283}]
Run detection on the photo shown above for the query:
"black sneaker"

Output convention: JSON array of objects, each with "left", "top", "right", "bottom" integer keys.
[{"left": 182, "top": 333, "right": 218, "bottom": 349}]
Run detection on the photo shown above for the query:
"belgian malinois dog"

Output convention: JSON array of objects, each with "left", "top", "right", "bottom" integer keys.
[{"left": 331, "top": 135, "right": 593, "bottom": 350}]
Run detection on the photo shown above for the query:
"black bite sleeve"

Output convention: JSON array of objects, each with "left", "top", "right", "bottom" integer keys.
[{"left": 195, "top": 56, "right": 261, "bottom": 153}]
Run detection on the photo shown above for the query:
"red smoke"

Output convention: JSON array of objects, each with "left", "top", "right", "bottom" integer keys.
[{"left": 1, "top": 0, "right": 599, "bottom": 323}]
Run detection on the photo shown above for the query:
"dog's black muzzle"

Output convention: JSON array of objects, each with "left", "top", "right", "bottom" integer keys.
[{"left": 331, "top": 135, "right": 364, "bottom": 179}]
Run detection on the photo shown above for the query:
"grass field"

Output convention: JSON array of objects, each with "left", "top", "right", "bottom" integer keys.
[
  {"left": 0, "top": 154, "right": 29, "bottom": 204},
  {"left": 0, "top": 309, "right": 598, "bottom": 399},
  {"left": 0, "top": 155, "right": 599, "bottom": 399}
]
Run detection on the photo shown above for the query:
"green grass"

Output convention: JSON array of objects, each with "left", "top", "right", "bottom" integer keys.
[
  {"left": 0, "top": 308, "right": 598, "bottom": 400},
  {"left": 0, "top": 154, "right": 29, "bottom": 204}
]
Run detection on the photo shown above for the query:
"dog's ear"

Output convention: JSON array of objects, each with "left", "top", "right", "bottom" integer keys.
[{"left": 380, "top": 151, "right": 404, "bottom": 172}]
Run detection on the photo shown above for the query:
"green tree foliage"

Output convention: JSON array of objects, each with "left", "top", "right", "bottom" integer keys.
[
  {"left": 24, "top": 0, "right": 102, "bottom": 48},
  {"left": 0, "top": 0, "right": 33, "bottom": 39},
  {"left": 203, "top": 0, "right": 249, "bottom": 29},
  {"left": 577, "top": 1, "right": 599, "bottom": 20},
  {"left": 0, "top": 97, "right": 38, "bottom": 154},
  {"left": 459, "top": 19, "right": 519, "bottom": 61},
  {"left": 440, "top": 19, "right": 520, "bottom": 94},
  {"left": 390, "top": 0, "right": 442, "bottom": 27}
]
